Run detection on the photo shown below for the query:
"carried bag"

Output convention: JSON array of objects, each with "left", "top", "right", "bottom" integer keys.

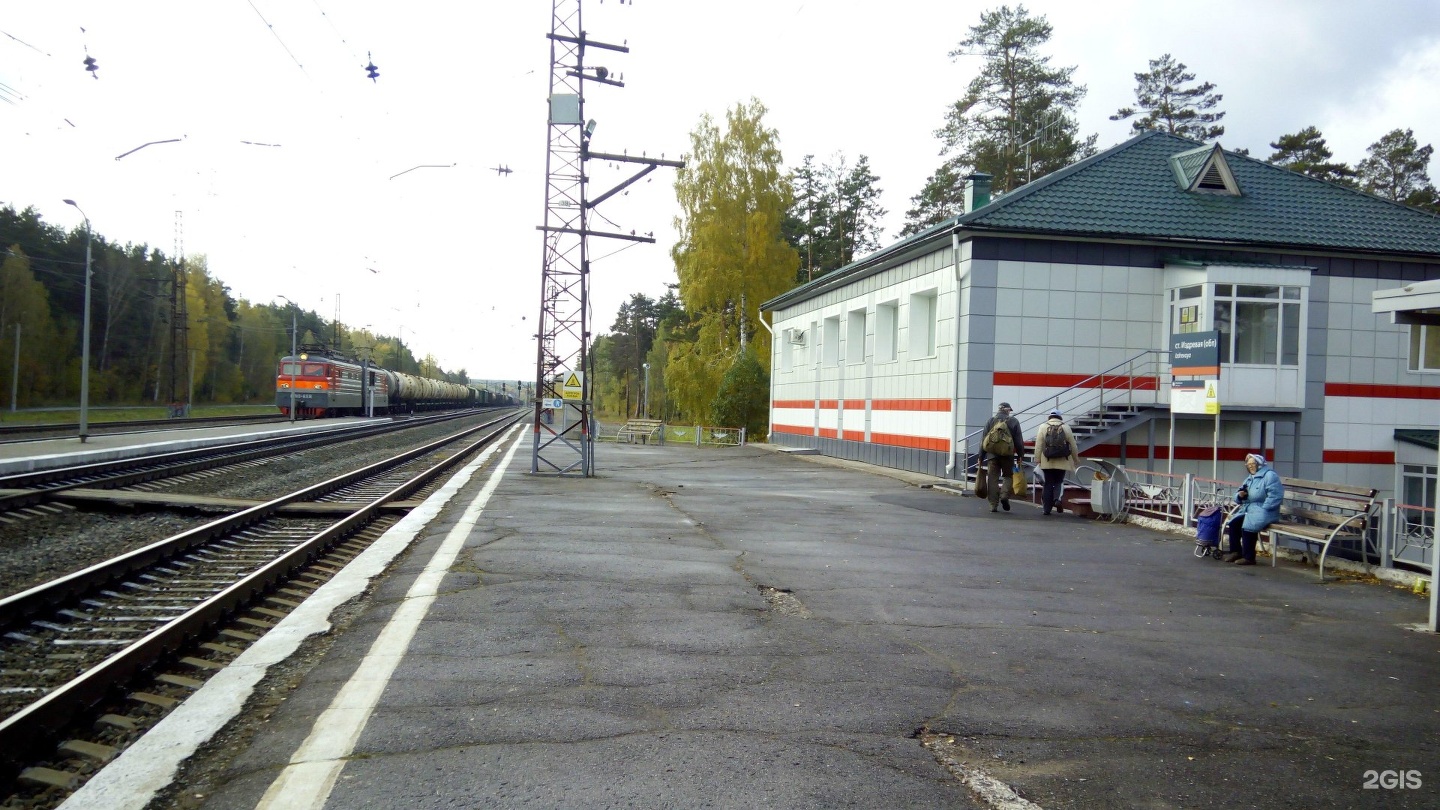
[
  {"left": 981, "top": 419, "right": 1015, "bottom": 456},
  {"left": 1041, "top": 423, "right": 1071, "bottom": 459},
  {"left": 974, "top": 467, "right": 989, "bottom": 500},
  {"left": 1012, "top": 470, "right": 1027, "bottom": 497}
]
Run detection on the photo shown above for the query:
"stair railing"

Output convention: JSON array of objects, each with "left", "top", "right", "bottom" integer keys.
[{"left": 957, "top": 350, "right": 1170, "bottom": 484}]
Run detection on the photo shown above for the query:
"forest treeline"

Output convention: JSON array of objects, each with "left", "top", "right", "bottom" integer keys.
[
  {"left": 0, "top": 204, "right": 467, "bottom": 410},
  {"left": 590, "top": 4, "right": 1440, "bottom": 435}
]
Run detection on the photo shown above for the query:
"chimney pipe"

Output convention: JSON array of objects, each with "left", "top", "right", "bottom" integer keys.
[{"left": 964, "top": 172, "right": 993, "bottom": 213}]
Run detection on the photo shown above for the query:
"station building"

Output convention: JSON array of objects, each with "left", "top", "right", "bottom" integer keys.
[{"left": 761, "top": 131, "right": 1440, "bottom": 506}]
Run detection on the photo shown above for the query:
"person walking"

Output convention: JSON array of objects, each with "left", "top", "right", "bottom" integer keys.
[
  {"left": 1223, "top": 453, "right": 1284, "bottom": 565},
  {"left": 979, "top": 402, "right": 1024, "bottom": 513},
  {"left": 1033, "top": 409, "right": 1079, "bottom": 515}
]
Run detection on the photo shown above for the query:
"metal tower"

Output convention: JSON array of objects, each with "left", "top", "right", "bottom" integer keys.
[{"left": 530, "top": 0, "right": 680, "bottom": 476}]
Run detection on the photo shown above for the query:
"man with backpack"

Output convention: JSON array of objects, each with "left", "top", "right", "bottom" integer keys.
[
  {"left": 979, "top": 402, "right": 1024, "bottom": 513},
  {"left": 1032, "top": 410, "right": 1080, "bottom": 515}
]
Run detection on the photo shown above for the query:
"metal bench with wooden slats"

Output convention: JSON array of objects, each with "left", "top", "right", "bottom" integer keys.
[
  {"left": 1259, "top": 477, "right": 1378, "bottom": 581},
  {"left": 616, "top": 419, "right": 664, "bottom": 444}
]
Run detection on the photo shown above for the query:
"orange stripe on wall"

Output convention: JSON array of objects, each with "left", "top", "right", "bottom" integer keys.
[
  {"left": 771, "top": 424, "right": 811, "bottom": 436},
  {"left": 842, "top": 429, "right": 865, "bottom": 442},
  {"left": 818, "top": 427, "right": 838, "bottom": 439},
  {"left": 773, "top": 400, "right": 813, "bottom": 409},
  {"left": 843, "top": 399, "right": 866, "bottom": 410},
  {"left": 818, "top": 399, "right": 839, "bottom": 409},
  {"left": 1323, "top": 450, "right": 1395, "bottom": 465},
  {"left": 1325, "top": 382, "right": 1440, "bottom": 400},
  {"left": 870, "top": 432, "right": 950, "bottom": 451},
  {"left": 994, "top": 371, "right": 1159, "bottom": 391},
  {"left": 871, "top": 399, "right": 951, "bottom": 411}
]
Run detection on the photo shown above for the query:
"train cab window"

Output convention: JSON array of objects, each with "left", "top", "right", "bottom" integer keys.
[{"left": 280, "top": 362, "right": 327, "bottom": 377}]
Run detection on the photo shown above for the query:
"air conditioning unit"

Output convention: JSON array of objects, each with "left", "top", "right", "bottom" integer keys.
[{"left": 788, "top": 329, "right": 807, "bottom": 346}]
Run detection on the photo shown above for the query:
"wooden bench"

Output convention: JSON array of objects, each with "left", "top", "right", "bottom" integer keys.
[
  {"left": 1258, "top": 477, "right": 1378, "bottom": 581},
  {"left": 616, "top": 419, "right": 663, "bottom": 444}
]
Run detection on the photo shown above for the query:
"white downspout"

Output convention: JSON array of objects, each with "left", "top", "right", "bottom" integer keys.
[
  {"left": 945, "top": 230, "right": 965, "bottom": 479},
  {"left": 757, "top": 309, "right": 774, "bottom": 438}
]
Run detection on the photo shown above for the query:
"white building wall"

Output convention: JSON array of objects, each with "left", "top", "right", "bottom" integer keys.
[{"left": 769, "top": 236, "right": 1436, "bottom": 500}]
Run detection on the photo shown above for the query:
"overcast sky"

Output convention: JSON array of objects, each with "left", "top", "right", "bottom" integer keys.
[{"left": 4, "top": 1, "right": 1439, "bottom": 381}]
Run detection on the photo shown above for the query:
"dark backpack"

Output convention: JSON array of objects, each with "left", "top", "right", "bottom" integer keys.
[
  {"left": 981, "top": 419, "right": 1014, "bottom": 456},
  {"left": 1041, "top": 423, "right": 1070, "bottom": 459}
]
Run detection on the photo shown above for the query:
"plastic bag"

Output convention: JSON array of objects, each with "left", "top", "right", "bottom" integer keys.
[
  {"left": 975, "top": 467, "right": 989, "bottom": 500},
  {"left": 1012, "top": 470, "right": 1027, "bottom": 497}
]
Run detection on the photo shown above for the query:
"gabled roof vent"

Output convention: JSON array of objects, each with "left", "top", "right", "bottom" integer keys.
[{"left": 1169, "top": 143, "right": 1241, "bottom": 196}]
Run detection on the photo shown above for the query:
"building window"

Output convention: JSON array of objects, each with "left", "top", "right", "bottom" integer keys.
[
  {"left": 1213, "top": 284, "right": 1301, "bottom": 365},
  {"left": 876, "top": 301, "right": 898, "bottom": 362},
  {"left": 1170, "top": 285, "right": 1203, "bottom": 334},
  {"left": 823, "top": 316, "right": 840, "bottom": 366},
  {"left": 1400, "top": 463, "right": 1436, "bottom": 536},
  {"left": 780, "top": 329, "right": 794, "bottom": 372},
  {"left": 846, "top": 308, "right": 866, "bottom": 365},
  {"left": 1409, "top": 324, "right": 1440, "bottom": 372},
  {"left": 909, "top": 290, "right": 937, "bottom": 358}
]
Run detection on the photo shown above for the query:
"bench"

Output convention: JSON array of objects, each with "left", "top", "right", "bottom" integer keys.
[
  {"left": 1258, "top": 477, "right": 1378, "bottom": 581},
  {"left": 616, "top": 419, "right": 663, "bottom": 444}
]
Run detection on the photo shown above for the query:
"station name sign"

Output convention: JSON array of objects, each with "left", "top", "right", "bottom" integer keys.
[{"left": 1170, "top": 330, "right": 1220, "bottom": 377}]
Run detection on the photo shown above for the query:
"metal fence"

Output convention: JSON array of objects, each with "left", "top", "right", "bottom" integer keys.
[{"left": 1061, "top": 464, "right": 1436, "bottom": 576}]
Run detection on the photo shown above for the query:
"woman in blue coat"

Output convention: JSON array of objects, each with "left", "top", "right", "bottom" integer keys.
[{"left": 1224, "top": 453, "right": 1284, "bottom": 565}]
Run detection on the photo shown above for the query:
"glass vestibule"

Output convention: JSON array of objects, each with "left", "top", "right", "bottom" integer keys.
[{"left": 1167, "top": 280, "right": 1307, "bottom": 408}]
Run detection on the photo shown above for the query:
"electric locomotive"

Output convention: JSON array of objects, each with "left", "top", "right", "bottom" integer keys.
[{"left": 274, "top": 349, "right": 474, "bottom": 418}]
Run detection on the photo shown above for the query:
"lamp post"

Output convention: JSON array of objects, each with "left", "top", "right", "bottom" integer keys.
[
  {"left": 62, "top": 200, "right": 92, "bottom": 442},
  {"left": 642, "top": 362, "right": 650, "bottom": 419},
  {"left": 277, "top": 296, "right": 298, "bottom": 423}
]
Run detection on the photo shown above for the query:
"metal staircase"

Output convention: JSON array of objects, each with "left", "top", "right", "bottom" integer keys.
[{"left": 961, "top": 349, "right": 1171, "bottom": 477}]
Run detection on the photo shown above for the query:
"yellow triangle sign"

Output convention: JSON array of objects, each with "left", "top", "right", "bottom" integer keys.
[{"left": 565, "top": 373, "right": 581, "bottom": 389}]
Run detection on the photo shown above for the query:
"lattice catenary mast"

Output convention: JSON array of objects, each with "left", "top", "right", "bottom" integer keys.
[{"left": 531, "top": 0, "right": 681, "bottom": 476}]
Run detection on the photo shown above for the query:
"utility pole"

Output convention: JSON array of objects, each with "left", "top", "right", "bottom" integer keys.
[
  {"left": 168, "top": 211, "right": 189, "bottom": 418},
  {"left": 530, "top": 0, "right": 682, "bottom": 476}
]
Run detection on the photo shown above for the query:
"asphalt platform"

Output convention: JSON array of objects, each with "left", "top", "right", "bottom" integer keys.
[{"left": 26, "top": 423, "right": 1440, "bottom": 809}]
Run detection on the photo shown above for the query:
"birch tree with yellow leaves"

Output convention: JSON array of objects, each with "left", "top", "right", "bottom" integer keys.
[{"left": 668, "top": 99, "right": 798, "bottom": 425}]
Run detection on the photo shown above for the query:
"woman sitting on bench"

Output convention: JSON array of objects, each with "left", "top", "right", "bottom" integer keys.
[{"left": 1224, "top": 453, "right": 1284, "bottom": 566}]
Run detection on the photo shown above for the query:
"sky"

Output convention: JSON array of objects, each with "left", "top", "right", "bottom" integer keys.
[{"left": 3, "top": 1, "right": 1439, "bottom": 381}]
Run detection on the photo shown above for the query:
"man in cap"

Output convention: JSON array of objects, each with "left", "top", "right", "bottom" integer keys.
[
  {"left": 979, "top": 402, "right": 1024, "bottom": 512},
  {"left": 1033, "top": 409, "right": 1080, "bottom": 515}
]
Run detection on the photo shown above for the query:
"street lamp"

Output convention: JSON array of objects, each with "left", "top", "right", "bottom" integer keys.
[
  {"left": 642, "top": 362, "right": 650, "bottom": 419},
  {"left": 62, "top": 199, "right": 92, "bottom": 442},
  {"left": 277, "top": 296, "right": 298, "bottom": 423}
]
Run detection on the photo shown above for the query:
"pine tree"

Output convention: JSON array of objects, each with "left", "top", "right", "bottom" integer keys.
[
  {"left": 903, "top": 5, "right": 1095, "bottom": 234},
  {"left": 1266, "top": 126, "right": 1357, "bottom": 185},
  {"left": 1110, "top": 54, "right": 1225, "bottom": 140},
  {"left": 784, "top": 153, "right": 887, "bottom": 280},
  {"left": 1357, "top": 128, "right": 1438, "bottom": 211}
]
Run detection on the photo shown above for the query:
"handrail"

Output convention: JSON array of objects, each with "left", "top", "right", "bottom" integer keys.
[{"left": 955, "top": 349, "right": 1170, "bottom": 482}]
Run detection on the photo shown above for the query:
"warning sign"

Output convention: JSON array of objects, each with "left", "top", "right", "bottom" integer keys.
[
  {"left": 1171, "top": 379, "right": 1220, "bottom": 415},
  {"left": 561, "top": 371, "right": 584, "bottom": 400}
]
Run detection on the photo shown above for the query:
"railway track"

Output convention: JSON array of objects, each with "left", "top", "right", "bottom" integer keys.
[
  {"left": 0, "top": 413, "right": 287, "bottom": 444},
  {"left": 0, "top": 410, "right": 485, "bottom": 520},
  {"left": 0, "top": 410, "right": 523, "bottom": 806}
]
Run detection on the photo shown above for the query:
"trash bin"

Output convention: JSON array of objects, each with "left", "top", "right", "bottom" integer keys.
[{"left": 1090, "top": 474, "right": 1123, "bottom": 515}]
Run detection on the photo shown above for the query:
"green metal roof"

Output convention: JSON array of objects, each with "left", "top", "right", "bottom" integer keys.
[
  {"left": 764, "top": 130, "right": 1440, "bottom": 313},
  {"left": 1395, "top": 429, "right": 1438, "bottom": 451},
  {"left": 960, "top": 130, "right": 1440, "bottom": 255}
]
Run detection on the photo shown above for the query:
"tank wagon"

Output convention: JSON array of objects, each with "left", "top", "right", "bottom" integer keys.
[{"left": 275, "top": 350, "right": 487, "bottom": 418}]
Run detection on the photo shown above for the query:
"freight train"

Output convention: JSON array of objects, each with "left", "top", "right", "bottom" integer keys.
[{"left": 274, "top": 349, "right": 517, "bottom": 418}]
